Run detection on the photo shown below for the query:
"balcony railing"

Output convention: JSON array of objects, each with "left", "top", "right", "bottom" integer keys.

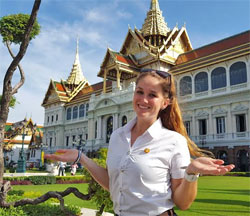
[{"left": 190, "top": 132, "right": 250, "bottom": 145}]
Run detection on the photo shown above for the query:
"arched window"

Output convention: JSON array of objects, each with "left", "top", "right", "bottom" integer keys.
[
  {"left": 106, "top": 116, "right": 113, "bottom": 143},
  {"left": 122, "top": 116, "right": 127, "bottom": 126},
  {"left": 73, "top": 106, "right": 78, "bottom": 119},
  {"left": 195, "top": 72, "right": 208, "bottom": 93},
  {"left": 211, "top": 67, "right": 226, "bottom": 89},
  {"left": 86, "top": 103, "right": 89, "bottom": 116},
  {"left": 230, "top": 62, "right": 247, "bottom": 85},
  {"left": 79, "top": 104, "right": 85, "bottom": 118},
  {"left": 66, "top": 108, "right": 72, "bottom": 120},
  {"left": 180, "top": 76, "right": 192, "bottom": 96}
]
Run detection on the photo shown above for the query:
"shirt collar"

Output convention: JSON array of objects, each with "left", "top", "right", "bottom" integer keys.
[
  {"left": 122, "top": 117, "right": 164, "bottom": 139},
  {"left": 147, "top": 118, "right": 164, "bottom": 139}
]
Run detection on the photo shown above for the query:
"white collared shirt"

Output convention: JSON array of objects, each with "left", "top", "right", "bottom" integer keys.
[{"left": 107, "top": 118, "right": 190, "bottom": 216}]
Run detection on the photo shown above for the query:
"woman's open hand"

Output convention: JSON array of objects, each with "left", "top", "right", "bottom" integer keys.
[
  {"left": 186, "top": 157, "right": 235, "bottom": 175},
  {"left": 44, "top": 149, "right": 78, "bottom": 163}
]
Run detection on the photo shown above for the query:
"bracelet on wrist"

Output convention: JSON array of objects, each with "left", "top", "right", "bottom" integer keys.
[
  {"left": 184, "top": 169, "right": 199, "bottom": 182},
  {"left": 73, "top": 150, "right": 82, "bottom": 165}
]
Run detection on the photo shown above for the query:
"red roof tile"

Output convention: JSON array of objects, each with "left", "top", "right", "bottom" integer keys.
[
  {"left": 115, "top": 54, "right": 134, "bottom": 66},
  {"left": 176, "top": 30, "right": 250, "bottom": 65},
  {"left": 55, "top": 83, "right": 65, "bottom": 92}
]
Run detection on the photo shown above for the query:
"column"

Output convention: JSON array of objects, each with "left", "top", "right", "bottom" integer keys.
[
  {"left": 116, "top": 69, "right": 121, "bottom": 90},
  {"left": 97, "top": 116, "right": 102, "bottom": 139},
  {"left": 103, "top": 69, "right": 107, "bottom": 93},
  {"left": 113, "top": 113, "right": 119, "bottom": 130},
  {"left": 192, "top": 76, "right": 195, "bottom": 99}
]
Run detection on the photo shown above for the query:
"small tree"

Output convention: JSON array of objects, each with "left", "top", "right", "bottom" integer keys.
[
  {"left": 82, "top": 148, "right": 113, "bottom": 215},
  {"left": 0, "top": 1, "right": 41, "bottom": 187},
  {"left": 0, "top": 2, "right": 99, "bottom": 214}
]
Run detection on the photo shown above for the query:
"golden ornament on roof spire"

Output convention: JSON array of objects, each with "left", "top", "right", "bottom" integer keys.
[
  {"left": 141, "top": 0, "right": 170, "bottom": 46},
  {"left": 67, "top": 38, "right": 87, "bottom": 85}
]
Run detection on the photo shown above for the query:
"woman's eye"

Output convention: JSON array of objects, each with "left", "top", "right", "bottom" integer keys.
[
  {"left": 136, "top": 90, "right": 143, "bottom": 95},
  {"left": 149, "top": 93, "right": 156, "bottom": 97}
]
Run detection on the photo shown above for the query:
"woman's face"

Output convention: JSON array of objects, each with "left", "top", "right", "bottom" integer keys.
[{"left": 133, "top": 75, "right": 169, "bottom": 123}]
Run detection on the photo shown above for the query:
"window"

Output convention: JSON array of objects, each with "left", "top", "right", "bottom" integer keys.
[
  {"left": 56, "top": 114, "right": 58, "bottom": 121},
  {"left": 79, "top": 104, "right": 85, "bottom": 117},
  {"left": 72, "top": 135, "right": 76, "bottom": 146},
  {"left": 199, "top": 119, "right": 207, "bottom": 135},
  {"left": 79, "top": 135, "right": 83, "bottom": 144},
  {"left": 86, "top": 103, "right": 89, "bottom": 116},
  {"left": 216, "top": 117, "right": 225, "bottom": 134},
  {"left": 73, "top": 106, "right": 78, "bottom": 119},
  {"left": 47, "top": 116, "right": 49, "bottom": 123},
  {"left": 51, "top": 115, "right": 54, "bottom": 122},
  {"left": 106, "top": 116, "right": 113, "bottom": 143},
  {"left": 184, "top": 121, "right": 191, "bottom": 136},
  {"left": 66, "top": 108, "right": 72, "bottom": 120},
  {"left": 95, "top": 121, "right": 97, "bottom": 138},
  {"left": 230, "top": 62, "right": 247, "bottom": 85},
  {"left": 49, "top": 137, "right": 52, "bottom": 147},
  {"left": 122, "top": 116, "right": 127, "bottom": 126},
  {"left": 236, "top": 114, "right": 246, "bottom": 132},
  {"left": 195, "top": 72, "right": 208, "bottom": 93},
  {"left": 180, "top": 76, "right": 192, "bottom": 96},
  {"left": 211, "top": 67, "right": 226, "bottom": 89},
  {"left": 66, "top": 136, "right": 69, "bottom": 147}
]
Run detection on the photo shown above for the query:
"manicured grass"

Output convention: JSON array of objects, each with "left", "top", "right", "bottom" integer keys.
[
  {"left": 175, "top": 176, "right": 250, "bottom": 216},
  {"left": 12, "top": 176, "right": 250, "bottom": 215}
]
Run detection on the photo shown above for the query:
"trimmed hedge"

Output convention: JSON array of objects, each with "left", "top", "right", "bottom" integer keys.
[
  {"left": 224, "top": 172, "right": 250, "bottom": 177},
  {"left": 3, "top": 175, "right": 86, "bottom": 185}
]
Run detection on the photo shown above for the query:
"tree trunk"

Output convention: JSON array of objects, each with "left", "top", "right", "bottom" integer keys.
[{"left": 0, "top": 0, "right": 41, "bottom": 197}]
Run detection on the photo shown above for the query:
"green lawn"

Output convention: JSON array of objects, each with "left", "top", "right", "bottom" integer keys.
[
  {"left": 13, "top": 176, "right": 250, "bottom": 215},
  {"left": 175, "top": 176, "right": 250, "bottom": 216}
]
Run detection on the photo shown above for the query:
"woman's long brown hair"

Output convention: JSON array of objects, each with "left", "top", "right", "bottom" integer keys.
[{"left": 136, "top": 71, "right": 213, "bottom": 158}]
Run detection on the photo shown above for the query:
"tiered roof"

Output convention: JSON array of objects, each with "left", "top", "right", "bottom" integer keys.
[
  {"left": 98, "top": 0, "right": 193, "bottom": 81},
  {"left": 4, "top": 118, "right": 43, "bottom": 151}
]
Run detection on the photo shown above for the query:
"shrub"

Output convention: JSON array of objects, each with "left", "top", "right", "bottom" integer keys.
[
  {"left": 0, "top": 206, "right": 26, "bottom": 216},
  {"left": 29, "top": 176, "right": 56, "bottom": 185},
  {"left": 225, "top": 172, "right": 250, "bottom": 177},
  {"left": 9, "top": 167, "right": 16, "bottom": 173},
  {"left": 21, "top": 203, "right": 81, "bottom": 216},
  {"left": 82, "top": 148, "right": 113, "bottom": 214},
  {"left": 8, "top": 190, "right": 25, "bottom": 196}
]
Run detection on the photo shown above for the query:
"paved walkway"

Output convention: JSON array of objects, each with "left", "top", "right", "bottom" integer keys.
[
  {"left": 4, "top": 172, "right": 53, "bottom": 177},
  {"left": 81, "top": 208, "right": 114, "bottom": 216}
]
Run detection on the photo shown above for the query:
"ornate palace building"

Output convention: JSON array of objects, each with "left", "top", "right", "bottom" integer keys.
[{"left": 42, "top": 0, "right": 250, "bottom": 171}]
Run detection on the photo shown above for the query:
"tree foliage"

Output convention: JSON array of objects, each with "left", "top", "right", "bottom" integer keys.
[
  {"left": 0, "top": 95, "right": 17, "bottom": 108},
  {"left": 0, "top": 14, "right": 40, "bottom": 44},
  {"left": 82, "top": 148, "right": 113, "bottom": 215}
]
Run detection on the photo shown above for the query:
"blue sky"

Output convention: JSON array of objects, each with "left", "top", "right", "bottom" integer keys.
[{"left": 0, "top": 0, "right": 249, "bottom": 125}]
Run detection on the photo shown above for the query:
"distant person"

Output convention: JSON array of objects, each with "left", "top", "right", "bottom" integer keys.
[
  {"left": 46, "top": 69, "right": 234, "bottom": 215},
  {"left": 58, "top": 161, "right": 66, "bottom": 176},
  {"left": 71, "top": 163, "right": 78, "bottom": 176}
]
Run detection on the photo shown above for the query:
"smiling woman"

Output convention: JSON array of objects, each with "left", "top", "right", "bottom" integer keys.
[{"left": 45, "top": 68, "right": 234, "bottom": 216}]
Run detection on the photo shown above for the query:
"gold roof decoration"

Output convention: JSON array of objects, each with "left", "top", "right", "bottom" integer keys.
[
  {"left": 141, "top": 0, "right": 170, "bottom": 46},
  {"left": 67, "top": 38, "right": 87, "bottom": 85}
]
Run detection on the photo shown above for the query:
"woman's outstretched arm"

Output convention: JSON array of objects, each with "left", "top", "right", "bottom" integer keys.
[
  {"left": 171, "top": 157, "right": 235, "bottom": 210},
  {"left": 44, "top": 149, "right": 109, "bottom": 190}
]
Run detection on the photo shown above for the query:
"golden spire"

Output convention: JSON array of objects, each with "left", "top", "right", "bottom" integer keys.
[
  {"left": 67, "top": 37, "right": 86, "bottom": 85},
  {"left": 141, "top": 0, "right": 170, "bottom": 46}
]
